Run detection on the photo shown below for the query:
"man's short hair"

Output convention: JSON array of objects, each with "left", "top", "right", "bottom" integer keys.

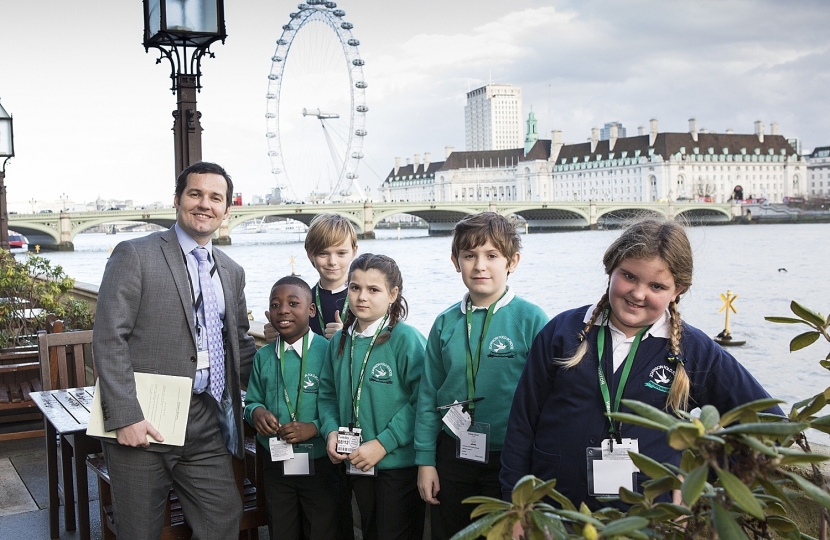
[
  {"left": 271, "top": 275, "right": 313, "bottom": 302},
  {"left": 451, "top": 212, "right": 521, "bottom": 261},
  {"left": 175, "top": 162, "right": 234, "bottom": 208},
  {"left": 304, "top": 213, "right": 358, "bottom": 256}
]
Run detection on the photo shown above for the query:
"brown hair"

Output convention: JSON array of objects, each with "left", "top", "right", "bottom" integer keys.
[
  {"left": 304, "top": 214, "right": 358, "bottom": 257},
  {"left": 561, "top": 218, "right": 693, "bottom": 411},
  {"left": 175, "top": 162, "right": 234, "bottom": 208},
  {"left": 451, "top": 212, "right": 521, "bottom": 262},
  {"left": 337, "top": 253, "right": 409, "bottom": 355}
]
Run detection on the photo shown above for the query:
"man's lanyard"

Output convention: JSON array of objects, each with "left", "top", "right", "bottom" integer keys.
[
  {"left": 596, "top": 317, "right": 650, "bottom": 442},
  {"left": 348, "top": 313, "right": 388, "bottom": 429},
  {"left": 464, "top": 291, "right": 506, "bottom": 421},
  {"left": 315, "top": 284, "right": 349, "bottom": 335},
  {"left": 277, "top": 332, "right": 310, "bottom": 422}
]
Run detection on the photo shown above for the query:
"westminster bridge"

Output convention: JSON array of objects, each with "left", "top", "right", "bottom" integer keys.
[{"left": 8, "top": 200, "right": 738, "bottom": 251}]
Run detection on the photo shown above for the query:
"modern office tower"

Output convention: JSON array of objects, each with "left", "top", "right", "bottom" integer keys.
[
  {"left": 464, "top": 84, "right": 523, "bottom": 151},
  {"left": 600, "top": 121, "right": 626, "bottom": 141}
]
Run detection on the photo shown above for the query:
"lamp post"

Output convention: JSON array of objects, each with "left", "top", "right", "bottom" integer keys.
[
  {"left": 0, "top": 99, "right": 14, "bottom": 251},
  {"left": 142, "top": 0, "right": 226, "bottom": 179}
]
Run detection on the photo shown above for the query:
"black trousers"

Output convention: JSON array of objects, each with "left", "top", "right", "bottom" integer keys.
[
  {"left": 431, "top": 431, "right": 502, "bottom": 540},
  {"left": 259, "top": 445, "right": 341, "bottom": 540},
  {"left": 349, "top": 465, "right": 425, "bottom": 540}
]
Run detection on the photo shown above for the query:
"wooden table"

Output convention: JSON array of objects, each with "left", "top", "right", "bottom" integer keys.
[{"left": 30, "top": 387, "right": 97, "bottom": 540}]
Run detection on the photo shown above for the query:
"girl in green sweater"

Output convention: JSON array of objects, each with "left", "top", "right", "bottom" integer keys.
[{"left": 318, "top": 253, "right": 426, "bottom": 540}]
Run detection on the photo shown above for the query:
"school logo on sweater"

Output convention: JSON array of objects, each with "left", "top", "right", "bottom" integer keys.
[
  {"left": 302, "top": 373, "right": 320, "bottom": 393},
  {"left": 487, "top": 336, "right": 515, "bottom": 359},
  {"left": 369, "top": 363, "right": 393, "bottom": 384},
  {"left": 645, "top": 365, "right": 675, "bottom": 393}
]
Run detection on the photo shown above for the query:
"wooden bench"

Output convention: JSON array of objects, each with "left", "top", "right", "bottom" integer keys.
[
  {"left": 0, "top": 345, "right": 45, "bottom": 441},
  {"left": 87, "top": 436, "right": 266, "bottom": 540}
]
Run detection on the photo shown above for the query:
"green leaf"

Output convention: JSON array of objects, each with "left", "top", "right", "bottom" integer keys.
[
  {"left": 718, "top": 422, "right": 808, "bottom": 437},
  {"left": 606, "top": 412, "right": 669, "bottom": 432},
  {"left": 450, "top": 511, "right": 504, "bottom": 540},
  {"left": 529, "top": 478, "right": 560, "bottom": 505},
  {"left": 736, "top": 434, "right": 779, "bottom": 457},
  {"left": 680, "top": 450, "right": 700, "bottom": 474},
  {"left": 529, "top": 512, "right": 569, "bottom": 540},
  {"left": 808, "top": 414, "right": 830, "bottom": 427},
  {"left": 470, "top": 500, "right": 512, "bottom": 519},
  {"left": 716, "top": 468, "right": 765, "bottom": 520},
  {"left": 790, "top": 301, "right": 826, "bottom": 328},
  {"left": 643, "top": 475, "right": 681, "bottom": 500},
  {"left": 780, "top": 454, "right": 830, "bottom": 466},
  {"left": 511, "top": 475, "right": 539, "bottom": 507},
  {"left": 485, "top": 515, "right": 516, "bottom": 540},
  {"left": 784, "top": 472, "right": 830, "bottom": 512},
  {"left": 796, "top": 394, "right": 827, "bottom": 421},
  {"left": 757, "top": 477, "right": 796, "bottom": 510},
  {"left": 820, "top": 360, "right": 830, "bottom": 371},
  {"left": 548, "top": 509, "right": 604, "bottom": 528},
  {"left": 767, "top": 515, "right": 798, "bottom": 533},
  {"left": 618, "top": 487, "right": 645, "bottom": 505},
  {"left": 699, "top": 405, "right": 721, "bottom": 430},
  {"left": 629, "top": 452, "right": 676, "bottom": 480},
  {"left": 619, "top": 399, "right": 680, "bottom": 428},
  {"left": 598, "top": 516, "right": 649, "bottom": 538},
  {"left": 546, "top": 488, "right": 577, "bottom": 512},
  {"left": 765, "top": 316, "right": 809, "bottom": 325},
  {"left": 667, "top": 423, "right": 702, "bottom": 450},
  {"left": 790, "top": 331, "right": 821, "bottom": 352},
  {"left": 681, "top": 464, "right": 709, "bottom": 506},
  {"left": 720, "top": 398, "right": 786, "bottom": 426},
  {"left": 711, "top": 501, "right": 750, "bottom": 540}
]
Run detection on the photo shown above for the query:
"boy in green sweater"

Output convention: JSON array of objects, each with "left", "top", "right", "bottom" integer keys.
[
  {"left": 244, "top": 276, "right": 339, "bottom": 540},
  {"left": 414, "top": 212, "right": 548, "bottom": 539}
]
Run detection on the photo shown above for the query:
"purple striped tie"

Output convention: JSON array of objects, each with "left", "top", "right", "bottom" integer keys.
[{"left": 193, "top": 247, "right": 224, "bottom": 402}]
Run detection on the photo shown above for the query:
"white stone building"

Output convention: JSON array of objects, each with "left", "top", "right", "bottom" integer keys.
[
  {"left": 464, "top": 84, "right": 523, "bottom": 151},
  {"left": 381, "top": 118, "right": 806, "bottom": 204},
  {"left": 806, "top": 146, "right": 830, "bottom": 198}
]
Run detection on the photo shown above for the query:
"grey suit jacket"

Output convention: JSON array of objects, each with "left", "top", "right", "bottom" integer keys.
[{"left": 93, "top": 227, "right": 256, "bottom": 459}]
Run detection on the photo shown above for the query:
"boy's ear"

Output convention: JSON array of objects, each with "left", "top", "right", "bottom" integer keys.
[
  {"left": 507, "top": 252, "right": 521, "bottom": 274},
  {"left": 308, "top": 301, "right": 317, "bottom": 318},
  {"left": 450, "top": 254, "right": 461, "bottom": 272}
]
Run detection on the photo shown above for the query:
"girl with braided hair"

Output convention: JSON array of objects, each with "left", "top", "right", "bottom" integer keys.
[
  {"left": 318, "top": 253, "right": 426, "bottom": 539},
  {"left": 500, "top": 217, "right": 780, "bottom": 510}
]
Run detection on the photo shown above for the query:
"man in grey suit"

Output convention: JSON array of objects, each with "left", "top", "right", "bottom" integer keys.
[{"left": 93, "top": 161, "right": 257, "bottom": 539}]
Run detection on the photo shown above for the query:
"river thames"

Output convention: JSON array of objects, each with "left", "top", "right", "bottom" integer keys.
[{"left": 29, "top": 222, "right": 830, "bottom": 433}]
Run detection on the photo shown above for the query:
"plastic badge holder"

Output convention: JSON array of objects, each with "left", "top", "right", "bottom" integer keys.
[
  {"left": 346, "top": 462, "right": 377, "bottom": 476},
  {"left": 283, "top": 444, "right": 315, "bottom": 476},
  {"left": 456, "top": 422, "right": 491, "bottom": 464},
  {"left": 586, "top": 447, "right": 637, "bottom": 497}
]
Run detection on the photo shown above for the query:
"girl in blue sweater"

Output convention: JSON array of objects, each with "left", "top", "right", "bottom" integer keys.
[{"left": 500, "top": 218, "right": 780, "bottom": 509}]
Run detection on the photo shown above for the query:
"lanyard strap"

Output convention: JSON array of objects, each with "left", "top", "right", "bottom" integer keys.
[
  {"left": 348, "top": 314, "right": 388, "bottom": 429},
  {"left": 315, "top": 284, "right": 349, "bottom": 335},
  {"left": 277, "top": 332, "right": 310, "bottom": 422},
  {"left": 596, "top": 317, "right": 650, "bottom": 439},
  {"left": 464, "top": 291, "right": 506, "bottom": 420}
]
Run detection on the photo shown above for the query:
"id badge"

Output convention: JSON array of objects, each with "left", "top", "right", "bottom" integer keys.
[
  {"left": 442, "top": 401, "right": 472, "bottom": 438},
  {"left": 196, "top": 349, "right": 210, "bottom": 370},
  {"left": 336, "top": 427, "right": 361, "bottom": 455},
  {"left": 586, "top": 438, "right": 639, "bottom": 496},
  {"left": 269, "top": 437, "right": 295, "bottom": 462},
  {"left": 456, "top": 422, "right": 490, "bottom": 463},
  {"left": 346, "top": 462, "right": 377, "bottom": 476},
  {"left": 283, "top": 444, "right": 315, "bottom": 476}
]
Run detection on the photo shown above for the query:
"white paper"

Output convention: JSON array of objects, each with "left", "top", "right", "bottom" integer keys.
[
  {"left": 346, "top": 462, "right": 375, "bottom": 476},
  {"left": 442, "top": 402, "right": 472, "bottom": 438},
  {"left": 336, "top": 427, "right": 361, "bottom": 455},
  {"left": 269, "top": 437, "right": 295, "bottom": 461},
  {"left": 87, "top": 373, "right": 192, "bottom": 447},
  {"left": 458, "top": 430, "right": 487, "bottom": 462},
  {"left": 601, "top": 438, "right": 639, "bottom": 471},
  {"left": 592, "top": 459, "right": 635, "bottom": 494},
  {"left": 196, "top": 350, "right": 210, "bottom": 370},
  {"left": 283, "top": 451, "right": 310, "bottom": 475}
]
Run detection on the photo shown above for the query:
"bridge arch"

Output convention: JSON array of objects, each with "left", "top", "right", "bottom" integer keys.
[{"left": 224, "top": 207, "right": 363, "bottom": 234}]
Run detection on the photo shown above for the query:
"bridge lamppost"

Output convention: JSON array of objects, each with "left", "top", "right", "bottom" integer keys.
[
  {"left": 0, "top": 99, "right": 15, "bottom": 251},
  {"left": 142, "top": 0, "right": 227, "bottom": 179}
]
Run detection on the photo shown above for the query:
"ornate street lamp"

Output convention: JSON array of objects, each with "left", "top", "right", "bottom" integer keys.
[
  {"left": 142, "top": 0, "right": 226, "bottom": 178},
  {"left": 0, "top": 99, "right": 14, "bottom": 251}
]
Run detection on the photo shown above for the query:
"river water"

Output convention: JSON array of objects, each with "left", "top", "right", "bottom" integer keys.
[{"left": 30, "top": 223, "right": 830, "bottom": 434}]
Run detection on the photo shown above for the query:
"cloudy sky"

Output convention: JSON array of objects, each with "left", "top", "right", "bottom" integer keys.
[{"left": 1, "top": 0, "right": 828, "bottom": 210}]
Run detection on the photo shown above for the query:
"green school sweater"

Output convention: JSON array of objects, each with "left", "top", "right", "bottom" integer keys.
[
  {"left": 318, "top": 321, "right": 426, "bottom": 470},
  {"left": 244, "top": 331, "right": 330, "bottom": 459},
  {"left": 414, "top": 290, "right": 548, "bottom": 466}
]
